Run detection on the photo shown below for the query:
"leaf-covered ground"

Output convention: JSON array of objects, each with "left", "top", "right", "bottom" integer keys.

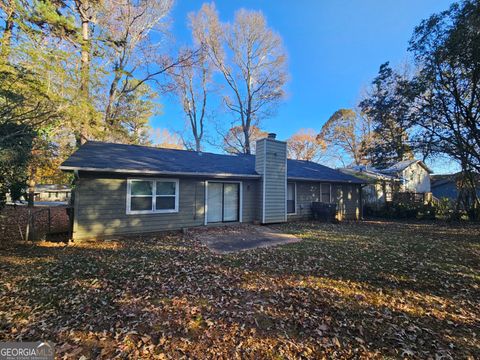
[{"left": 0, "top": 220, "right": 479, "bottom": 359}]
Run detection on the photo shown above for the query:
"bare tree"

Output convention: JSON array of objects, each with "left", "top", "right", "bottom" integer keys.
[
  {"left": 97, "top": 0, "right": 173, "bottom": 133},
  {"left": 317, "top": 109, "right": 374, "bottom": 166},
  {"left": 287, "top": 128, "right": 323, "bottom": 161},
  {"left": 221, "top": 125, "right": 267, "bottom": 154},
  {"left": 151, "top": 128, "right": 184, "bottom": 149},
  {"left": 190, "top": 3, "right": 287, "bottom": 154},
  {"left": 169, "top": 47, "right": 212, "bottom": 152}
]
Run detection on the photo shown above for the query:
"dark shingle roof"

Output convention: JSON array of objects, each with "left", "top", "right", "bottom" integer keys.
[
  {"left": 61, "top": 141, "right": 363, "bottom": 183},
  {"left": 286, "top": 159, "right": 363, "bottom": 183}
]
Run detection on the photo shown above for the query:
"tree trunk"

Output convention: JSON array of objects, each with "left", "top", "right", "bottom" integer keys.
[
  {"left": 80, "top": 8, "right": 90, "bottom": 98},
  {"left": 76, "top": 0, "right": 91, "bottom": 146},
  {"left": 27, "top": 178, "right": 35, "bottom": 208},
  {"left": 104, "top": 72, "right": 121, "bottom": 128},
  {"left": 243, "top": 124, "right": 251, "bottom": 154}
]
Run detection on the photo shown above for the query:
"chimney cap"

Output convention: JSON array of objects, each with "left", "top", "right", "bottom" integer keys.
[{"left": 267, "top": 133, "right": 277, "bottom": 139}]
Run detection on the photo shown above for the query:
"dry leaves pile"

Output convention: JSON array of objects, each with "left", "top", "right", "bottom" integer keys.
[
  {"left": 0, "top": 220, "right": 479, "bottom": 359},
  {"left": 0, "top": 205, "right": 69, "bottom": 243}
]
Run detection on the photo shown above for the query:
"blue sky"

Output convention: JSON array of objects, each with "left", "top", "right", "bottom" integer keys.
[{"left": 151, "top": 0, "right": 457, "bottom": 172}]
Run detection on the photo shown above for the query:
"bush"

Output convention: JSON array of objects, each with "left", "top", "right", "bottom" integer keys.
[{"left": 364, "top": 203, "right": 436, "bottom": 220}]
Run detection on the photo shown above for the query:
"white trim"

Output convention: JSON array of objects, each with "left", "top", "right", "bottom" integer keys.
[
  {"left": 60, "top": 166, "right": 260, "bottom": 178},
  {"left": 205, "top": 180, "right": 243, "bottom": 224},
  {"left": 126, "top": 178, "right": 179, "bottom": 215},
  {"left": 286, "top": 182, "right": 297, "bottom": 216},
  {"left": 262, "top": 140, "right": 266, "bottom": 224}
]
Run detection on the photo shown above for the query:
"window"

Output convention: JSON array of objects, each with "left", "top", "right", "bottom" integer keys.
[
  {"left": 127, "top": 179, "right": 179, "bottom": 214},
  {"left": 287, "top": 182, "right": 296, "bottom": 214},
  {"left": 320, "top": 183, "right": 331, "bottom": 203}
]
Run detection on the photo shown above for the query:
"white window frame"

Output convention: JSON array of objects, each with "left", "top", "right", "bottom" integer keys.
[
  {"left": 320, "top": 183, "right": 332, "bottom": 203},
  {"left": 287, "top": 182, "right": 297, "bottom": 215},
  {"left": 126, "top": 178, "right": 179, "bottom": 215}
]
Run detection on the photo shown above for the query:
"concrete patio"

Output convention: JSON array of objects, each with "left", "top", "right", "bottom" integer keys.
[{"left": 192, "top": 224, "right": 301, "bottom": 253}]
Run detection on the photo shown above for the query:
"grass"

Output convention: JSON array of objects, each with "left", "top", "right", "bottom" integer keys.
[{"left": 0, "top": 220, "right": 478, "bottom": 359}]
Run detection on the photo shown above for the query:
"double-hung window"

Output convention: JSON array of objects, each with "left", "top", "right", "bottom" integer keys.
[
  {"left": 320, "top": 183, "right": 331, "bottom": 203},
  {"left": 127, "top": 179, "right": 179, "bottom": 214}
]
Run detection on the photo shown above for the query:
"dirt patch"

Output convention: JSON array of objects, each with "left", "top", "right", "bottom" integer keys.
[{"left": 191, "top": 223, "right": 301, "bottom": 253}]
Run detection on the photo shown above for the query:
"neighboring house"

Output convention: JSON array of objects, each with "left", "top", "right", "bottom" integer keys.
[
  {"left": 34, "top": 184, "right": 71, "bottom": 203},
  {"left": 431, "top": 173, "right": 480, "bottom": 203},
  {"left": 341, "top": 159, "right": 432, "bottom": 208},
  {"left": 431, "top": 174, "right": 458, "bottom": 201},
  {"left": 60, "top": 134, "right": 364, "bottom": 240},
  {"left": 5, "top": 184, "right": 71, "bottom": 205},
  {"left": 380, "top": 160, "right": 432, "bottom": 193},
  {"left": 340, "top": 166, "right": 400, "bottom": 208}
]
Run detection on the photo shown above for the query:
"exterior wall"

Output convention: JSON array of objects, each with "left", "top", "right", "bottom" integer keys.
[
  {"left": 335, "top": 183, "right": 362, "bottom": 220},
  {"left": 401, "top": 163, "right": 431, "bottom": 193},
  {"left": 255, "top": 138, "right": 287, "bottom": 223},
  {"left": 286, "top": 182, "right": 319, "bottom": 220},
  {"left": 73, "top": 173, "right": 258, "bottom": 240},
  {"left": 286, "top": 181, "right": 361, "bottom": 221},
  {"left": 255, "top": 141, "right": 265, "bottom": 223},
  {"left": 431, "top": 182, "right": 457, "bottom": 201},
  {"left": 362, "top": 181, "right": 395, "bottom": 208}
]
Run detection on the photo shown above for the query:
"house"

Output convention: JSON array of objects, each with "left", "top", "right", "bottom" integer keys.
[
  {"left": 380, "top": 160, "right": 432, "bottom": 193},
  {"left": 60, "top": 134, "right": 364, "bottom": 240},
  {"left": 431, "top": 174, "right": 458, "bottom": 201},
  {"left": 340, "top": 159, "right": 432, "bottom": 208},
  {"left": 34, "top": 184, "right": 71, "bottom": 203},
  {"left": 340, "top": 166, "right": 400, "bottom": 209},
  {"left": 431, "top": 173, "right": 480, "bottom": 204}
]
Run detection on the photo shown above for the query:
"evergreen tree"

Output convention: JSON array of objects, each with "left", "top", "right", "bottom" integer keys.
[{"left": 359, "top": 63, "right": 413, "bottom": 168}]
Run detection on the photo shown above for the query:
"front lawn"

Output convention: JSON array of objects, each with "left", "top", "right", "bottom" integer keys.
[{"left": 0, "top": 221, "right": 478, "bottom": 358}]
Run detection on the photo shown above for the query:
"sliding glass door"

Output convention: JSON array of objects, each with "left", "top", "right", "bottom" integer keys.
[
  {"left": 207, "top": 182, "right": 239, "bottom": 223},
  {"left": 223, "top": 184, "right": 239, "bottom": 221},
  {"left": 207, "top": 183, "right": 223, "bottom": 223}
]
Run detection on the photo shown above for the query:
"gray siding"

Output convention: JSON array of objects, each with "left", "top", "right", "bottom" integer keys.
[
  {"left": 334, "top": 183, "right": 361, "bottom": 220},
  {"left": 255, "top": 142, "right": 265, "bottom": 222},
  {"left": 255, "top": 138, "right": 287, "bottom": 224},
  {"left": 73, "top": 173, "right": 258, "bottom": 240},
  {"left": 287, "top": 181, "right": 361, "bottom": 221},
  {"left": 287, "top": 182, "right": 320, "bottom": 219},
  {"left": 241, "top": 180, "right": 259, "bottom": 223}
]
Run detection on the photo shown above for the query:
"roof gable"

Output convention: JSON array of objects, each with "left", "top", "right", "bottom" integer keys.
[{"left": 381, "top": 160, "right": 432, "bottom": 174}]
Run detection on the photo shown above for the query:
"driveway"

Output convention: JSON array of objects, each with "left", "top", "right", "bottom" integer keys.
[{"left": 192, "top": 224, "right": 301, "bottom": 253}]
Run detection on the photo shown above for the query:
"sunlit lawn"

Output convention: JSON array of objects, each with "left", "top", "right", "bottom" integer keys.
[{"left": 0, "top": 220, "right": 478, "bottom": 359}]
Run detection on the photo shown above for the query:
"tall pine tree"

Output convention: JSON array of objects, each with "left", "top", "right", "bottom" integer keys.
[{"left": 359, "top": 62, "right": 413, "bottom": 168}]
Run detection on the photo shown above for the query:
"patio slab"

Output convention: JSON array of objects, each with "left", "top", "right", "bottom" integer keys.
[{"left": 192, "top": 224, "right": 301, "bottom": 253}]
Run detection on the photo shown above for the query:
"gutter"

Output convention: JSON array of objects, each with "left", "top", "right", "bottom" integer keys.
[
  {"left": 60, "top": 166, "right": 261, "bottom": 179},
  {"left": 287, "top": 176, "right": 366, "bottom": 184}
]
